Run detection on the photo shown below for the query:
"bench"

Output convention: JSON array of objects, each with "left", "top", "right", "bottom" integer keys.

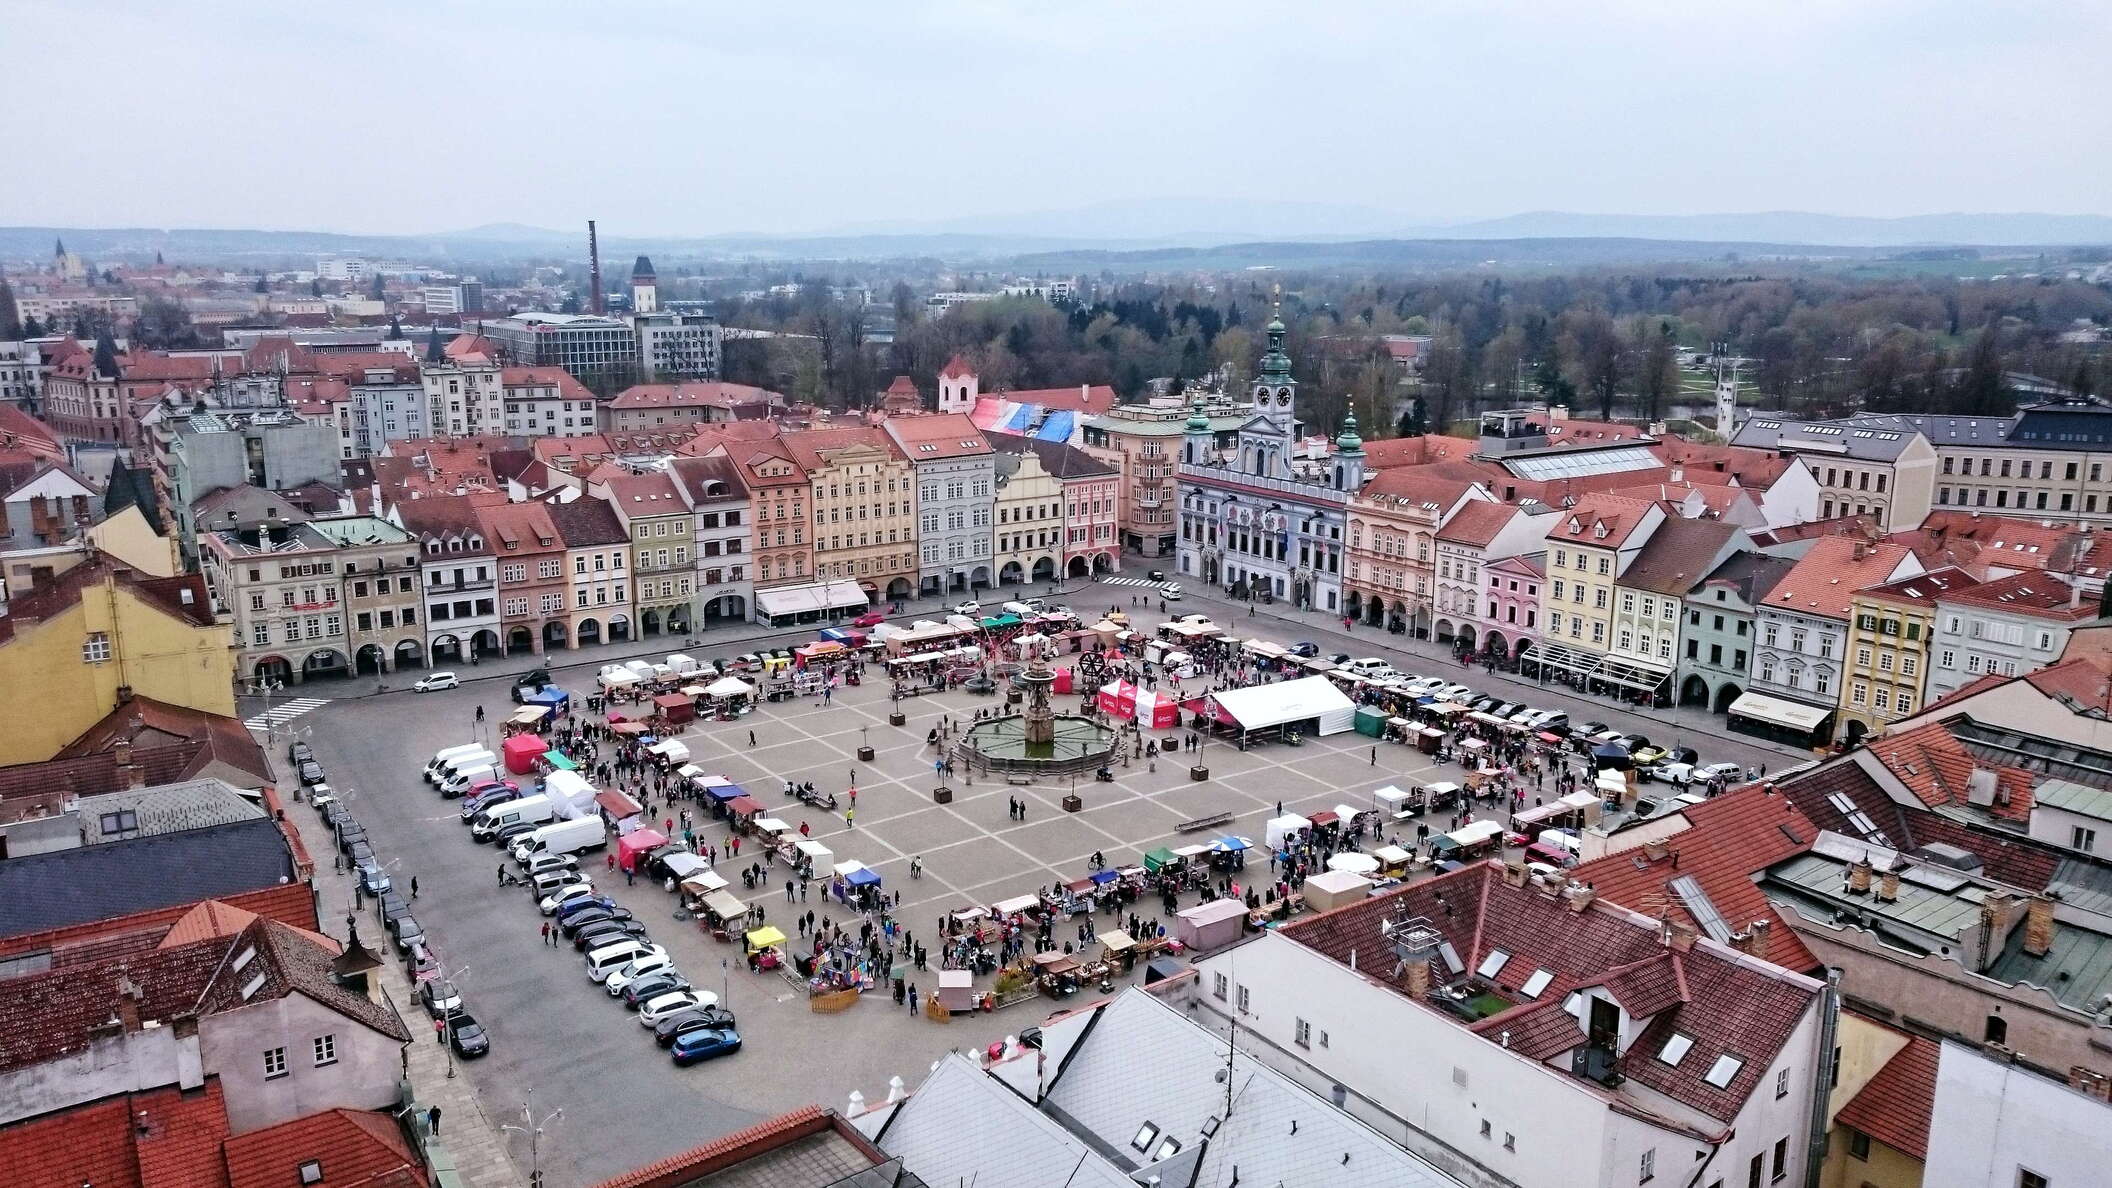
[
  {"left": 1006, "top": 775, "right": 1033, "bottom": 786},
  {"left": 1175, "top": 812, "right": 1234, "bottom": 833}
]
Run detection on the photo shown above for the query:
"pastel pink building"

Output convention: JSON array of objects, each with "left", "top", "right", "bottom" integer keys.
[{"left": 1484, "top": 553, "right": 1544, "bottom": 658}]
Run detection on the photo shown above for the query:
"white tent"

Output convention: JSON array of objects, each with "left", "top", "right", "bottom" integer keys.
[
  {"left": 1265, "top": 814, "right": 1310, "bottom": 850},
  {"left": 543, "top": 769, "right": 597, "bottom": 820},
  {"left": 704, "top": 676, "right": 755, "bottom": 699},
  {"left": 1209, "top": 676, "right": 1356, "bottom": 737}
]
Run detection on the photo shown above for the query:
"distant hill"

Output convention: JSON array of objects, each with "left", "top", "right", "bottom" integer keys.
[{"left": 1415, "top": 211, "right": 2112, "bottom": 247}]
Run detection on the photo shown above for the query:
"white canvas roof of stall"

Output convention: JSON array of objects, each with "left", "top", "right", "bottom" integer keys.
[
  {"left": 1241, "top": 639, "right": 1288, "bottom": 658},
  {"left": 754, "top": 817, "right": 790, "bottom": 834},
  {"left": 1324, "top": 853, "right": 1380, "bottom": 876},
  {"left": 700, "top": 890, "right": 746, "bottom": 919},
  {"left": 543, "top": 770, "right": 596, "bottom": 818},
  {"left": 662, "top": 852, "right": 708, "bottom": 879},
  {"left": 937, "top": 968, "right": 973, "bottom": 990},
  {"left": 1373, "top": 844, "right": 1414, "bottom": 864},
  {"left": 794, "top": 839, "right": 833, "bottom": 862},
  {"left": 599, "top": 670, "right": 639, "bottom": 688},
  {"left": 1264, "top": 814, "right": 1309, "bottom": 849},
  {"left": 681, "top": 870, "right": 730, "bottom": 893},
  {"left": 946, "top": 614, "right": 980, "bottom": 632},
  {"left": 510, "top": 706, "right": 548, "bottom": 725},
  {"left": 992, "top": 894, "right": 1039, "bottom": 915},
  {"left": 1178, "top": 898, "right": 1247, "bottom": 926},
  {"left": 676, "top": 763, "right": 705, "bottom": 780},
  {"left": 1448, "top": 820, "right": 1504, "bottom": 846},
  {"left": 1171, "top": 844, "right": 1210, "bottom": 858},
  {"left": 703, "top": 676, "right": 754, "bottom": 698},
  {"left": 1164, "top": 621, "right": 1220, "bottom": 638},
  {"left": 624, "top": 659, "right": 656, "bottom": 677},
  {"left": 1598, "top": 771, "right": 1632, "bottom": 797},
  {"left": 833, "top": 860, "right": 869, "bottom": 878},
  {"left": 1372, "top": 785, "right": 1412, "bottom": 808},
  {"left": 1332, "top": 803, "right": 1360, "bottom": 821},
  {"left": 1424, "top": 781, "right": 1463, "bottom": 795},
  {"left": 680, "top": 685, "right": 709, "bottom": 697},
  {"left": 1210, "top": 675, "right": 1356, "bottom": 736}
]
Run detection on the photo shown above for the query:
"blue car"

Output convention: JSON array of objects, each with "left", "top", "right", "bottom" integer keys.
[
  {"left": 670, "top": 1026, "right": 742, "bottom": 1066},
  {"left": 553, "top": 895, "right": 616, "bottom": 923}
]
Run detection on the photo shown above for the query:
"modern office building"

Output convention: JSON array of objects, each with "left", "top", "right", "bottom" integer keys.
[{"left": 479, "top": 312, "right": 638, "bottom": 389}]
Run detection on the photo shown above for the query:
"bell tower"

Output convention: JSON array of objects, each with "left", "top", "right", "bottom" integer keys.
[{"left": 1242, "top": 290, "right": 1297, "bottom": 479}]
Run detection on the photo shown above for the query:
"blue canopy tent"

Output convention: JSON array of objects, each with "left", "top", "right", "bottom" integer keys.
[
  {"left": 523, "top": 687, "right": 572, "bottom": 711},
  {"left": 846, "top": 866, "right": 883, "bottom": 888},
  {"left": 1211, "top": 836, "right": 1251, "bottom": 853},
  {"left": 703, "top": 780, "right": 746, "bottom": 803},
  {"left": 1088, "top": 870, "right": 1119, "bottom": 886}
]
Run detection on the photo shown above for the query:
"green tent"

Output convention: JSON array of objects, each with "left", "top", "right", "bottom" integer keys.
[
  {"left": 1143, "top": 846, "right": 1180, "bottom": 873},
  {"left": 544, "top": 751, "right": 578, "bottom": 771},
  {"left": 1354, "top": 707, "right": 1388, "bottom": 737},
  {"left": 981, "top": 614, "right": 1023, "bottom": 630}
]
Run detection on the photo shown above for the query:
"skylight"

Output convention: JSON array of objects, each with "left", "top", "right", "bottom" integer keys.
[
  {"left": 1477, "top": 950, "right": 1511, "bottom": 978},
  {"left": 1659, "top": 1033, "right": 1695, "bottom": 1066},
  {"left": 1704, "top": 1054, "right": 1744, "bottom": 1088},
  {"left": 1520, "top": 969, "right": 1554, "bottom": 999}
]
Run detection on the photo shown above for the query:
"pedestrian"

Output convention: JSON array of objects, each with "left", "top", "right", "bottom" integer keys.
[
  {"left": 846, "top": 807, "right": 856, "bottom": 828},
  {"left": 607, "top": 852, "right": 617, "bottom": 872},
  {"left": 1370, "top": 747, "right": 1377, "bottom": 766},
  {"left": 625, "top": 866, "right": 635, "bottom": 886},
  {"left": 541, "top": 921, "right": 552, "bottom": 946},
  {"left": 907, "top": 984, "right": 919, "bottom": 1014},
  {"left": 427, "top": 1105, "right": 442, "bottom": 1136},
  {"left": 434, "top": 1017, "right": 446, "bottom": 1046},
  {"left": 749, "top": 729, "right": 757, "bottom": 747},
  {"left": 497, "top": 863, "right": 506, "bottom": 887},
  {"left": 411, "top": 876, "right": 420, "bottom": 899}
]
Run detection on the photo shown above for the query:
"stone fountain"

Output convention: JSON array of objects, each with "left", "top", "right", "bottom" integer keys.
[{"left": 958, "top": 655, "right": 1117, "bottom": 776}]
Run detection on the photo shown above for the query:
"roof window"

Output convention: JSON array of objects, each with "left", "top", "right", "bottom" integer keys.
[
  {"left": 1704, "top": 1054, "right": 1743, "bottom": 1088},
  {"left": 1659, "top": 1033, "right": 1694, "bottom": 1066}
]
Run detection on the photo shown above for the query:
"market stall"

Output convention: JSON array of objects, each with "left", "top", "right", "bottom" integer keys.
[
  {"left": 698, "top": 890, "right": 747, "bottom": 938},
  {"left": 793, "top": 838, "right": 834, "bottom": 873},
  {"left": 1326, "top": 851, "right": 1380, "bottom": 877},
  {"left": 1302, "top": 869, "right": 1373, "bottom": 911},
  {"left": 935, "top": 968, "right": 977, "bottom": 1013},
  {"left": 1264, "top": 814, "right": 1311, "bottom": 850},
  {"left": 1372, "top": 844, "right": 1414, "bottom": 877},
  {"left": 501, "top": 732, "right": 549, "bottom": 775},
  {"left": 509, "top": 705, "right": 550, "bottom": 729},
  {"left": 617, "top": 828, "right": 668, "bottom": 873},
  {"left": 1134, "top": 688, "right": 1181, "bottom": 730},
  {"left": 1142, "top": 846, "right": 1183, "bottom": 875},
  {"left": 1372, "top": 785, "right": 1419, "bottom": 819},
  {"left": 1096, "top": 679, "right": 1140, "bottom": 719},
  {"left": 652, "top": 692, "right": 695, "bottom": 726},
  {"left": 1031, "top": 951, "right": 1083, "bottom": 997},
  {"left": 991, "top": 893, "right": 1040, "bottom": 919},
  {"left": 1175, "top": 898, "right": 1248, "bottom": 954},
  {"left": 724, "top": 795, "right": 764, "bottom": 831},
  {"left": 1208, "top": 675, "right": 1357, "bottom": 739}
]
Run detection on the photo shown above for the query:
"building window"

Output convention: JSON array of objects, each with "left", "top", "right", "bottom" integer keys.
[
  {"left": 1847, "top": 1129, "right": 1870, "bottom": 1161},
  {"left": 1211, "top": 972, "right": 1227, "bottom": 1001},
  {"left": 2074, "top": 827, "right": 2097, "bottom": 853},
  {"left": 313, "top": 1034, "right": 336, "bottom": 1066},
  {"left": 1985, "top": 1013, "right": 2008, "bottom": 1045},
  {"left": 1775, "top": 1067, "right": 1790, "bottom": 1099},
  {"left": 1771, "top": 1137, "right": 1787, "bottom": 1182},
  {"left": 99, "top": 809, "right": 140, "bottom": 838},
  {"left": 1640, "top": 1148, "right": 1655, "bottom": 1183},
  {"left": 264, "top": 1046, "right": 288, "bottom": 1079},
  {"left": 2017, "top": 1172, "right": 2048, "bottom": 1188},
  {"left": 1294, "top": 1017, "right": 1312, "bottom": 1048},
  {"left": 1235, "top": 984, "right": 1250, "bottom": 1014},
  {"left": 81, "top": 632, "right": 112, "bottom": 663}
]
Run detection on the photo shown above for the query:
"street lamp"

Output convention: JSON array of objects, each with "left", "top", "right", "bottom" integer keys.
[
  {"left": 502, "top": 1092, "right": 564, "bottom": 1188},
  {"left": 253, "top": 678, "right": 286, "bottom": 745},
  {"left": 443, "top": 965, "right": 471, "bottom": 1080}
]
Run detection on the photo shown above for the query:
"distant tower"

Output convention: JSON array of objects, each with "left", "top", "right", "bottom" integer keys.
[
  {"left": 938, "top": 355, "right": 979, "bottom": 414},
  {"left": 630, "top": 256, "right": 658, "bottom": 314},
  {"left": 586, "top": 220, "right": 604, "bottom": 315},
  {"left": 1182, "top": 398, "right": 1213, "bottom": 465},
  {"left": 1713, "top": 346, "right": 1740, "bottom": 439},
  {"left": 1333, "top": 408, "right": 1366, "bottom": 492},
  {"left": 1247, "top": 291, "right": 1297, "bottom": 479}
]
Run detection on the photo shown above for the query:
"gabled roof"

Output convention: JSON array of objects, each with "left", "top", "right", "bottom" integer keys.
[
  {"left": 1280, "top": 861, "right": 1821, "bottom": 1124},
  {"left": 0, "top": 559, "right": 213, "bottom": 645},
  {"left": 780, "top": 426, "right": 899, "bottom": 471},
  {"left": 1617, "top": 518, "right": 1742, "bottom": 596},
  {"left": 939, "top": 354, "right": 975, "bottom": 379},
  {"left": 1569, "top": 783, "right": 1822, "bottom": 973},
  {"left": 607, "top": 381, "right": 781, "bottom": 411},
  {"left": 1358, "top": 468, "right": 1483, "bottom": 512},
  {"left": 1832, "top": 1034, "right": 1938, "bottom": 1159},
  {"left": 1360, "top": 434, "right": 1472, "bottom": 470},
  {"left": 592, "top": 1106, "right": 886, "bottom": 1188},
  {"left": 1939, "top": 570, "right": 2093, "bottom": 621},
  {"left": 985, "top": 430, "right": 1118, "bottom": 479},
  {"left": 1866, "top": 717, "right": 2036, "bottom": 823},
  {"left": 58, "top": 695, "right": 270, "bottom": 788},
  {"left": 474, "top": 500, "right": 561, "bottom": 554},
  {"left": 883, "top": 412, "right": 991, "bottom": 460},
  {"left": 223, "top": 1108, "right": 427, "bottom": 1188},
  {"left": 0, "top": 817, "right": 297, "bottom": 940},
  {"left": 1857, "top": 565, "right": 1978, "bottom": 608},
  {"left": 1761, "top": 534, "right": 1916, "bottom": 620},
  {"left": 1546, "top": 495, "right": 1659, "bottom": 548},
  {"left": 0, "top": 1079, "right": 234, "bottom": 1188},
  {"left": 1435, "top": 499, "right": 1517, "bottom": 549},
  {"left": 1692, "top": 551, "right": 1797, "bottom": 608},
  {"left": 500, "top": 365, "right": 593, "bottom": 401},
  {"left": 664, "top": 454, "right": 749, "bottom": 505},
  {"left": 997, "top": 383, "right": 1119, "bottom": 415},
  {"left": 1650, "top": 439, "right": 1795, "bottom": 488},
  {"left": 543, "top": 494, "right": 630, "bottom": 549}
]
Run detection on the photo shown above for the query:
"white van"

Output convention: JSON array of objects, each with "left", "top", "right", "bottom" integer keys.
[
  {"left": 511, "top": 816, "right": 608, "bottom": 863},
  {"left": 434, "top": 748, "right": 496, "bottom": 785},
  {"left": 439, "top": 763, "right": 498, "bottom": 799},
  {"left": 585, "top": 939, "right": 661, "bottom": 983},
  {"left": 1159, "top": 583, "right": 1184, "bottom": 601},
  {"left": 1340, "top": 657, "right": 1399, "bottom": 681},
  {"left": 472, "top": 793, "right": 553, "bottom": 841},
  {"left": 1534, "top": 829, "right": 1582, "bottom": 858},
  {"left": 999, "top": 601, "right": 1036, "bottom": 619},
  {"left": 665, "top": 653, "right": 701, "bottom": 677},
  {"left": 425, "top": 743, "right": 488, "bottom": 783}
]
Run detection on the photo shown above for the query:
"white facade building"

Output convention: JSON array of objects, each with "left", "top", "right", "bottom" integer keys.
[{"left": 1923, "top": 1040, "right": 2112, "bottom": 1188}]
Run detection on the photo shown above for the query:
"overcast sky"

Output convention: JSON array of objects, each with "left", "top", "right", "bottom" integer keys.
[{"left": 10, "top": 0, "right": 2108, "bottom": 236}]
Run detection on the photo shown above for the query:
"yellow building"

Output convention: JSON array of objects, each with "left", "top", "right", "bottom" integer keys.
[
  {"left": 1819, "top": 1013, "right": 1931, "bottom": 1188},
  {"left": 1532, "top": 496, "right": 1664, "bottom": 681},
  {"left": 989, "top": 435, "right": 1065, "bottom": 586},
  {"left": 1839, "top": 567, "right": 1973, "bottom": 744},
  {"left": 0, "top": 560, "right": 235, "bottom": 764},
  {"left": 783, "top": 427, "right": 917, "bottom": 604}
]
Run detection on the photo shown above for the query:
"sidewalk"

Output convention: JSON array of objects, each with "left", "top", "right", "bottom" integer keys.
[
  {"left": 292, "top": 762, "right": 522, "bottom": 1188},
  {"left": 287, "top": 578, "right": 1104, "bottom": 704}
]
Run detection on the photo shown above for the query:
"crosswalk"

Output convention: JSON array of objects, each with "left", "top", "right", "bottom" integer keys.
[
  {"left": 244, "top": 697, "right": 331, "bottom": 732},
  {"left": 1098, "top": 576, "right": 1171, "bottom": 588}
]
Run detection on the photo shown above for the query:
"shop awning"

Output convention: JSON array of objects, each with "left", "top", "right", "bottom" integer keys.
[
  {"left": 702, "top": 891, "right": 745, "bottom": 920},
  {"left": 1727, "top": 690, "right": 1833, "bottom": 733},
  {"left": 1521, "top": 640, "right": 1603, "bottom": 680},
  {"left": 1598, "top": 654, "right": 1673, "bottom": 693},
  {"left": 756, "top": 580, "right": 870, "bottom": 617}
]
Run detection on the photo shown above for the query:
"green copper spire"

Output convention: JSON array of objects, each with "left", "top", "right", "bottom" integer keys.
[
  {"left": 1258, "top": 293, "right": 1292, "bottom": 385},
  {"left": 1185, "top": 397, "right": 1209, "bottom": 432},
  {"left": 1335, "top": 407, "right": 1364, "bottom": 454}
]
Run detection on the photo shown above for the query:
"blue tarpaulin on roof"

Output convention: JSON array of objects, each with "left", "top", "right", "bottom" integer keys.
[
  {"left": 998, "top": 403, "right": 1036, "bottom": 431},
  {"left": 1036, "top": 410, "right": 1075, "bottom": 441}
]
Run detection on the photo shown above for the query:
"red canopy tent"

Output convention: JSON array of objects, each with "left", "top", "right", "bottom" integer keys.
[
  {"left": 724, "top": 795, "right": 763, "bottom": 827},
  {"left": 1097, "top": 679, "right": 1138, "bottom": 719},
  {"left": 501, "top": 733, "right": 549, "bottom": 775},
  {"left": 1134, "top": 688, "right": 1179, "bottom": 730},
  {"left": 652, "top": 692, "right": 695, "bottom": 725},
  {"left": 617, "top": 828, "right": 668, "bottom": 872}
]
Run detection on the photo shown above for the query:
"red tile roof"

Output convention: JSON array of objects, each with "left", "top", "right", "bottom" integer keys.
[
  {"left": 1650, "top": 440, "right": 1795, "bottom": 489},
  {"left": 883, "top": 412, "right": 992, "bottom": 459},
  {"left": 1280, "top": 862, "right": 1820, "bottom": 1123},
  {"left": 607, "top": 381, "right": 781, "bottom": 411},
  {"left": 1546, "top": 495, "right": 1659, "bottom": 549},
  {"left": 1568, "top": 784, "right": 1822, "bottom": 973},
  {"left": 1359, "top": 434, "right": 1472, "bottom": 470},
  {"left": 501, "top": 366, "right": 594, "bottom": 402},
  {"left": 1358, "top": 468, "right": 1482, "bottom": 511},
  {"left": 223, "top": 1108, "right": 426, "bottom": 1188},
  {"left": 1939, "top": 570, "right": 2094, "bottom": 621},
  {"left": 2021, "top": 655, "right": 2112, "bottom": 715},
  {"left": 939, "top": 354, "right": 975, "bottom": 380},
  {"left": 57, "top": 695, "right": 270, "bottom": 789},
  {"left": 1762, "top": 534, "right": 1917, "bottom": 620},
  {"left": 1832, "top": 1033, "right": 1937, "bottom": 1159},
  {"left": 1858, "top": 566, "right": 1979, "bottom": 608},
  {"left": 780, "top": 426, "right": 900, "bottom": 472},
  {"left": 0, "top": 1080, "right": 233, "bottom": 1188},
  {"left": 591, "top": 1106, "right": 885, "bottom": 1188},
  {"left": 1867, "top": 718, "right": 2036, "bottom": 823},
  {"left": 998, "top": 384, "right": 1119, "bottom": 415},
  {"left": 0, "top": 883, "right": 320, "bottom": 969},
  {"left": 1604, "top": 479, "right": 1750, "bottom": 516},
  {"left": 1435, "top": 499, "right": 1516, "bottom": 548}
]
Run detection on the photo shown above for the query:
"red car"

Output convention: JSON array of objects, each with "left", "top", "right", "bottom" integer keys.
[{"left": 852, "top": 611, "right": 886, "bottom": 628}]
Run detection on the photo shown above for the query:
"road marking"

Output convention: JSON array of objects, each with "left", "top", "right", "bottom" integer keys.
[
  {"left": 245, "top": 697, "right": 331, "bottom": 731},
  {"left": 1098, "top": 576, "right": 1167, "bottom": 588}
]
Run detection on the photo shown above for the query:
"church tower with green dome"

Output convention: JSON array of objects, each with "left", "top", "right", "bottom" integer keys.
[
  {"left": 1332, "top": 408, "right": 1366, "bottom": 492},
  {"left": 1239, "top": 296, "right": 1300, "bottom": 480}
]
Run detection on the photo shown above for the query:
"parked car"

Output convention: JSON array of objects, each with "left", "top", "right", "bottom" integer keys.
[
  {"left": 653, "top": 1005, "right": 737, "bottom": 1046},
  {"left": 403, "top": 944, "right": 440, "bottom": 983},
  {"left": 419, "top": 978, "right": 463, "bottom": 1019},
  {"left": 1694, "top": 761, "right": 1745, "bottom": 785},
  {"left": 1630, "top": 743, "right": 1669, "bottom": 767},
  {"left": 540, "top": 883, "right": 598, "bottom": 916},
  {"left": 951, "top": 600, "right": 981, "bottom": 616},
  {"left": 446, "top": 1011, "right": 490, "bottom": 1058},
  {"left": 521, "top": 852, "right": 581, "bottom": 880},
  {"left": 1287, "top": 641, "right": 1321, "bottom": 658},
  {"left": 355, "top": 861, "right": 392, "bottom": 896},
  {"left": 1339, "top": 657, "right": 1399, "bottom": 681},
  {"left": 639, "top": 990, "right": 713, "bottom": 1027},
  {"left": 334, "top": 824, "right": 368, "bottom": 856},
  {"left": 851, "top": 610, "right": 886, "bottom": 628},
  {"left": 572, "top": 920, "right": 649, "bottom": 952},
  {"left": 414, "top": 671, "right": 460, "bottom": 692},
  {"left": 376, "top": 891, "right": 412, "bottom": 925},
  {"left": 1432, "top": 683, "right": 1473, "bottom": 702},
  {"left": 554, "top": 894, "right": 618, "bottom": 923},
  {"left": 344, "top": 840, "right": 375, "bottom": 866},
  {"left": 490, "top": 821, "right": 539, "bottom": 849},
  {"left": 605, "top": 952, "right": 678, "bottom": 997},
  {"left": 461, "top": 786, "right": 522, "bottom": 821},
  {"left": 389, "top": 916, "right": 426, "bottom": 953},
  {"left": 559, "top": 905, "right": 630, "bottom": 937},
  {"left": 1645, "top": 761, "right": 1696, "bottom": 786},
  {"left": 288, "top": 741, "right": 312, "bottom": 764},
  {"left": 670, "top": 1026, "right": 742, "bottom": 1064},
  {"left": 621, "top": 971, "right": 693, "bottom": 1009}
]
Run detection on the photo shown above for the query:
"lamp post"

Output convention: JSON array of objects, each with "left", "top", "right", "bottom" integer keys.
[
  {"left": 443, "top": 965, "right": 471, "bottom": 1079},
  {"left": 254, "top": 678, "right": 285, "bottom": 746},
  {"left": 502, "top": 1092, "right": 563, "bottom": 1188}
]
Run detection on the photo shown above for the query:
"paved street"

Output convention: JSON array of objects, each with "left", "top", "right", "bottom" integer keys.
[{"left": 264, "top": 578, "right": 1808, "bottom": 1187}]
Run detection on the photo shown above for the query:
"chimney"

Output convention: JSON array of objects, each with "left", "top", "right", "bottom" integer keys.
[
  {"left": 1846, "top": 855, "right": 1874, "bottom": 895},
  {"left": 115, "top": 973, "right": 144, "bottom": 1033},
  {"left": 2068, "top": 1066, "right": 2112, "bottom": 1103},
  {"left": 1503, "top": 861, "right": 1531, "bottom": 888},
  {"left": 1746, "top": 918, "right": 1770, "bottom": 963},
  {"left": 1563, "top": 883, "right": 1597, "bottom": 914},
  {"left": 1877, "top": 866, "right": 1901, "bottom": 903},
  {"left": 1665, "top": 920, "right": 1698, "bottom": 953},
  {"left": 2023, "top": 895, "right": 2056, "bottom": 959},
  {"left": 1404, "top": 958, "right": 1430, "bottom": 1000},
  {"left": 1642, "top": 840, "right": 1671, "bottom": 863}
]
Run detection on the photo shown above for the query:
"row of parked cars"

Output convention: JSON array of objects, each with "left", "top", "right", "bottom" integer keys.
[
  {"left": 420, "top": 743, "right": 742, "bottom": 1066},
  {"left": 294, "top": 739, "right": 491, "bottom": 1060},
  {"left": 1330, "top": 656, "right": 1744, "bottom": 789}
]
